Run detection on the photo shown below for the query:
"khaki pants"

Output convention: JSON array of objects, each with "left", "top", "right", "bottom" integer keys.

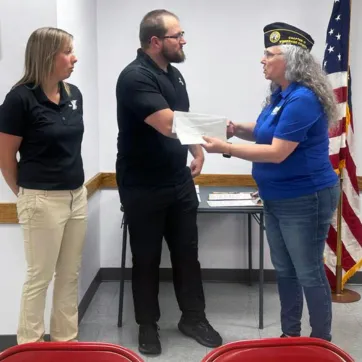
[{"left": 16, "top": 186, "right": 88, "bottom": 344}]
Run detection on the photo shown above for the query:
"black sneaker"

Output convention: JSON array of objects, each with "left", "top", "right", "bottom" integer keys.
[
  {"left": 178, "top": 316, "right": 222, "bottom": 348},
  {"left": 280, "top": 333, "right": 300, "bottom": 338},
  {"left": 138, "top": 323, "right": 161, "bottom": 355}
]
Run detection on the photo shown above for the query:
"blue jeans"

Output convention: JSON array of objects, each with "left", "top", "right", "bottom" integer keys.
[{"left": 263, "top": 184, "right": 340, "bottom": 341}]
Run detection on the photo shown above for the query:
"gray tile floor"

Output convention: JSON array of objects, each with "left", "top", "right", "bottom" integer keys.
[{"left": 79, "top": 282, "right": 362, "bottom": 361}]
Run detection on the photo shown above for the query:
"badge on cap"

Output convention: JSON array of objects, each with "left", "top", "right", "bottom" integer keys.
[{"left": 270, "top": 31, "right": 281, "bottom": 43}]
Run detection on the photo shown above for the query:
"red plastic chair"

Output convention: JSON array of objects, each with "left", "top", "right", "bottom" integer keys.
[
  {"left": 0, "top": 342, "right": 144, "bottom": 362},
  {"left": 201, "top": 337, "right": 355, "bottom": 362}
]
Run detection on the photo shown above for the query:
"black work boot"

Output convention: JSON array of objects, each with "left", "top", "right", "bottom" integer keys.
[
  {"left": 178, "top": 316, "right": 222, "bottom": 348},
  {"left": 138, "top": 323, "right": 161, "bottom": 355}
]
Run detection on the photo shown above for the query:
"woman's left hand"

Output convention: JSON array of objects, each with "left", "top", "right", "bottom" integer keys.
[{"left": 202, "top": 136, "right": 229, "bottom": 154}]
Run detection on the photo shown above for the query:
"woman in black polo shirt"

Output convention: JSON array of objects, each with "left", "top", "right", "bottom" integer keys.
[{"left": 0, "top": 27, "right": 87, "bottom": 344}]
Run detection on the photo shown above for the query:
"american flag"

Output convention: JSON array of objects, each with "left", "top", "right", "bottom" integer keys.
[{"left": 323, "top": 0, "right": 362, "bottom": 290}]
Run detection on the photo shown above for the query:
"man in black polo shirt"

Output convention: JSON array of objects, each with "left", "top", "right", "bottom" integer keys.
[{"left": 115, "top": 9, "right": 222, "bottom": 356}]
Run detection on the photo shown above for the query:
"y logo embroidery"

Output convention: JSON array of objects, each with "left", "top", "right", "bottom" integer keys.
[
  {"left": 178, "top": 77, "right": 184, "bottom": 86},
  {"left": 70, "top": 100, "right": 77, "bottom": 110},
  {"left": 271, "top": 106, "right": 280, "bottom": 115}
]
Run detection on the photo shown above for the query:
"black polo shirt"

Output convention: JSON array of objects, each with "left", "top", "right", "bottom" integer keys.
[
  {"left": 116, "top": 49, "right": 191, "bottom": 187},
  {"left": 0, "top": 82, "right": 84, "bottom": 190}
]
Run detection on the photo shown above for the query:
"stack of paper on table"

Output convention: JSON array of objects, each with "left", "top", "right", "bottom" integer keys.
[
  {"left": 207, "top": 191, "right": 262, "bottom": 207},
  {"left": 207, "top": 200, "right": 258, "bottom": 207},
  {"left": 208, "top": 192, "right": 252, "bottom": 200},
  {"left": 173, "top": 111, "right": 227, "bottom": 145}
]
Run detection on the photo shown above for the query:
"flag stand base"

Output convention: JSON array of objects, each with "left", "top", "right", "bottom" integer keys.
[{"left": 332, "top": 288, "right": 361, "bottom": 303}]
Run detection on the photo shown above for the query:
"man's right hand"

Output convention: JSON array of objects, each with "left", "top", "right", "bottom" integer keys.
[{"left": 226, "top": 120, "right": 236, "bottom": 139}]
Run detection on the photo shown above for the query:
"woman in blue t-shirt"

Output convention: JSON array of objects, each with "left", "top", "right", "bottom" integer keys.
[{"left": 202, "top": 22, "right": 339, "bottom": 341}]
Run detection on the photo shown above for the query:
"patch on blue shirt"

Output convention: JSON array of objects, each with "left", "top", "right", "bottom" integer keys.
[{"left": 271, "top": 106, "right": 281, "bottom": 115}]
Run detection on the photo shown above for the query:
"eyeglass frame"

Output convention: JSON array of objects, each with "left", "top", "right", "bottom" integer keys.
[{"left": 161, "top": 31, "right": 185, "bottom": 41}]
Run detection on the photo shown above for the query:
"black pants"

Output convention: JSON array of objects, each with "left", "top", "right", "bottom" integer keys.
[{"left": 119, "top": 178, "right": 206, "bottom": 324}]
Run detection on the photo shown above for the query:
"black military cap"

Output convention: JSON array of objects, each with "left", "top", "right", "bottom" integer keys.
[{"left": 263, "top": 22, "right": 314, "bottom": 51}]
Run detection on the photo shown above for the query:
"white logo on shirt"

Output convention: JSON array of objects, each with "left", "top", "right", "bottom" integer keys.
[
  {"left": 271, "top": 106, "right": 280, "bottom": 115},
  {"left": 69, "top": 100, "right": 77, "bottom": 110},
  {"left": 178, "top": 77, "right": 184, "bottom": 86}
]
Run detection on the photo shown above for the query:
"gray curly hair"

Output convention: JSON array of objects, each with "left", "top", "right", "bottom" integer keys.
[{"left": 264, "top": 44, "right": 339, "bottom": 128}]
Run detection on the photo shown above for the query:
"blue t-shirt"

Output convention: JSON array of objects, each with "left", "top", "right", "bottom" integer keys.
[{"left": 252, "top": 82, "right": 338, "bottom": 200}]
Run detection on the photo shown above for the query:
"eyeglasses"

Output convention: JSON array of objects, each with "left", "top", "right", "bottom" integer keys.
[
  {"left": 162, "top": 31, "right": 185, "bottom": 41},
  {"left": 263, "top": 50, "right": 283, "bottom": 59}
]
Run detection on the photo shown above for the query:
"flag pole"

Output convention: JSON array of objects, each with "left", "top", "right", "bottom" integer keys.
[
  {"left": 334, "top": 170, "right": 343, "bottom": 296},
  {"left": 332, "top": 169, "right": 360, "bottom": 303}
]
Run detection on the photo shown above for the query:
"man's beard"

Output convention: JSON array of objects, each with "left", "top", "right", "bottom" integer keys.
[{"left": 162, "top": 46, "right": 186, "bottom": 63}]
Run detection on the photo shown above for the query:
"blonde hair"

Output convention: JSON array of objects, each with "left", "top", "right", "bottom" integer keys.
[{"left": 14, "top": 27, "right": 73, "bottom": 94}]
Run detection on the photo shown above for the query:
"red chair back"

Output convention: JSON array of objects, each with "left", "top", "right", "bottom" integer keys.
[
  {"left": 201, "top": 337, "right": 354, "bottom": 362},
  {"left": 0, "top": 342, "right": 144, "bottom": 362}
]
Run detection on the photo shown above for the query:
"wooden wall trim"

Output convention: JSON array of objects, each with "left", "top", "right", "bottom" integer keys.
[
  {"left": 85, "top": 173, "right": 103, "bottom": 199},
  {"left": 0, "top": 172, "right": 361, "bottom": 224},
  {"left": 0, "top": 203, "right": 17, "bottom": 225},
  {"left": 195, "top": 174, "right": 256, "bottom": 186},
  {"left": 100, "top": 173, "right": 362, "bottom": 188},
  {"left": 102, "top": 172, "right": 118, "bottom": 188},
  {"left": 101, "top": 173, "right": 257, "bottom": 188}
]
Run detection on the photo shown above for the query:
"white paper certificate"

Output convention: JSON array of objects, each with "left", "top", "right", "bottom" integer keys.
[{"left": 173, "top": 111, "right": 227, "bottom": 145}]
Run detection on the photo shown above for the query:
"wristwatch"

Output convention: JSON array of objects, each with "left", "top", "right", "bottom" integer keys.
[{"left": 223, "top": 142, "right": 232, "bottom": 158}]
